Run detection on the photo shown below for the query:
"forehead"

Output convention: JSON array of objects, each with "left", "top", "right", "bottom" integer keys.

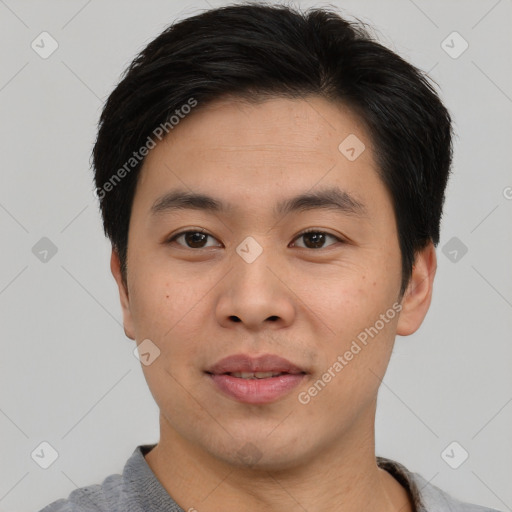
[
  {"left": 164, "top": 95, "right": 370, "bottom": 153},
  {"left": 132, "top": 95, "right": 389, "bottom": 221},
  {"left": 141, "top": 96, "right": 374, "bottom": 175}
]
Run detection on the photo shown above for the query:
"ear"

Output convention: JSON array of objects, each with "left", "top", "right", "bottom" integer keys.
[
  {"left": 110, "top": 248, "right": 136, "bottom": 340},
  {"left": 396, "top": 242, "right": 437, "bottom": 336}
]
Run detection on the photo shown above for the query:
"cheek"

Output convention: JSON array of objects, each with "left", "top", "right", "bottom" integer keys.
[
  {"left": 129, "top": 283, "right": 169, "bottom": 339},
  {"left": 130, "top": 275, "right": 211, "bottom": 367},
  {"left": 307, "top": 307, "right": 398, "bottom": 416},
  {"left": 128, "top": 248, "right": 199, "bottom": 329},
  {"left": 311, "top": 268, "right": 398, "bottom": 328},
  {"left": 132, "top": 280, "right": 209, "bottom": 406},
  {"left": 307, "top": 269, "right": 400, "bottom": 379}
]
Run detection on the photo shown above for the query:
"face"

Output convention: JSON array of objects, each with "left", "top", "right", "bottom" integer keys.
[{"left": 112, "top": 95, "right": 434, "bottom": 470}]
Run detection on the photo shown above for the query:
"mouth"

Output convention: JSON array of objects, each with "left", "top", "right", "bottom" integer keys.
[
  {"left": 205, "top": 354, "right": 307, "bottom": 404},
  {"left": 206, "top": 353, "right": 306, "bottom": 375},
  {"left": 221, "top": 371, "right": 293, "bottom": 379}
]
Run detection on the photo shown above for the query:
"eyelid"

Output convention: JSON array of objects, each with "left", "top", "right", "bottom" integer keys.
[
  {"left": 165, "top": 228, "right": 346, "bottom": 249},
  {"left": 291, "top": 228, "right": 345, "bottom": 248},
  {"left": 165, "top": 228, "right": 222, "bottom": 246}
]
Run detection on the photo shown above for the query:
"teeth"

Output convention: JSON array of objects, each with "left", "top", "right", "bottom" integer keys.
[{"left": 230, "top": 371, "right": 283, "bottom": 379}]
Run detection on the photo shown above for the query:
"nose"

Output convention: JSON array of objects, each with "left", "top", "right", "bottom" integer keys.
[{"left": 214, "top": 240, "right": 296, "bottom": 331}]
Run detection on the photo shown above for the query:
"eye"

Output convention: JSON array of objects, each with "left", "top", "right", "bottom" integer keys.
[
  {"left": 291, "top": 229, "right": 343, "bottom": 249},
  {"left": 166, "top": 228, "right": 344, "bottom": 250},
  {"left": 167, "top": 230, "right": 222, "bottom": 249}
]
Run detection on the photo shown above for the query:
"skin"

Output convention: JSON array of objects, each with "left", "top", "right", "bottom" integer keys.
[{"left": 111, "top": 95, "right": 436, "bottom": 512}]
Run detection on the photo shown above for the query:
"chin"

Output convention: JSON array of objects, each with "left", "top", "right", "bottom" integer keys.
[
  {"left": 208, "top": 429, "right": 313, "bottom": 472},
  {"left": 221, "top": 448, "right": 306, "bottom": 472}
]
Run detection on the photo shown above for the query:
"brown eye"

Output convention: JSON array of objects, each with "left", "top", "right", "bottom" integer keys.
[
  {"left": 292, "top": 230, "right": 341, "bottom": 249},
  {"left": 168, "top": 230, "right": 221, "bottom": 249}
]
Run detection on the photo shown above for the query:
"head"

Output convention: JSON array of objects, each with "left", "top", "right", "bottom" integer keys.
[{"left": 93, "top": 3, "right": 452, "bottom": 469}]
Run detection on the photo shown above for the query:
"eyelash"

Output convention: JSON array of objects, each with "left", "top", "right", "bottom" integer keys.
[{"left": 165, "top": 228, "right": 345, "bottom": 250}]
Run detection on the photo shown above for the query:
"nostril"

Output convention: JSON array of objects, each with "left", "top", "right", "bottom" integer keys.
[{"left": 229, "top": 316, "right": 241, "bottom": 322}]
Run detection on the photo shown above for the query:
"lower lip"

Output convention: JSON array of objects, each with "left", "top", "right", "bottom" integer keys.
[{"left": 208, "top": 373, "right": 305, "bottom": 404}]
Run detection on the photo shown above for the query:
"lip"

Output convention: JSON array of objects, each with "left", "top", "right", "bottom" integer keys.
[
  {"left": 206, "top": 353, "right": 305, "bottom": 375},
  {"left": 205, "top": 353, "right": 307, "bottom": 404}
]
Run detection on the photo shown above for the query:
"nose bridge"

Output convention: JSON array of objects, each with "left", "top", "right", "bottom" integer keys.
[
  {"left": 235, "top": 234, "right": 268, "bottom": 268},
  {"left": 215, "top": 234, "right": 295, "bottom": 329},
  {"left": 231, "top": 234, "right": 277, "bottom": 296}
]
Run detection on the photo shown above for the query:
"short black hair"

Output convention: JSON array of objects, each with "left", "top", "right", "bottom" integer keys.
[{"left": 92, "top": 1, "right": 453, "bottom": 297}]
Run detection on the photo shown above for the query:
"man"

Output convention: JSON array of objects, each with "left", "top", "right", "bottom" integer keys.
[{"left": 40, "top": 2, "right": 501, "bottom": 511}]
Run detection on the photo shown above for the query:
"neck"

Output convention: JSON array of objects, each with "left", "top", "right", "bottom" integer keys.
[{"left": 145, "top": 406, "right": 412, "bottom": 512}]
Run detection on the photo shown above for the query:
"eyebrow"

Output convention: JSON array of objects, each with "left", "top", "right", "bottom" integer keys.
[{"left": 149, "top": 186, "right": 367, "bottom": 219}]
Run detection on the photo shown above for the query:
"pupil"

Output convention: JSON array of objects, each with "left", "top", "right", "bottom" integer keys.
[
  {"left": 186, "top": 232, "right": 207, "bottom": 248},
  {"left": 183, "top": 232, "right": 326, "bottom": 249},
  {"left": 305, "top": 232, "right": 324, "bottom": 248}
]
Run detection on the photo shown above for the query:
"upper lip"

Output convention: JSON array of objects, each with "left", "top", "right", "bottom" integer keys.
[{"left": 206, "top": 354, "right": 306, "bottom": 375}]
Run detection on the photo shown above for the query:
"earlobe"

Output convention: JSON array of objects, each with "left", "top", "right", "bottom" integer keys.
[
  {"left": 396, "top": 242, "right": 437, "bottom": 336},
  {"left": 110, "top": 248, "right": 136, "bottom": 340}
]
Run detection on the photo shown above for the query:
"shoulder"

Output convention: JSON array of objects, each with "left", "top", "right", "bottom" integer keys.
[
  {"left": 37, "top": 443, "right": 185, "bottom": 512},
  {"left": 377, "top": 456, "right": 502, "bottom": 512},
  {"left": 37, "top": 472, "right": 124, "bottom": 512},
  {"left": 35, "top": 444, "right": 158, "bottom": 512},
  {"left": 410, "top": 472, "right": 503, "bottom": 512}
]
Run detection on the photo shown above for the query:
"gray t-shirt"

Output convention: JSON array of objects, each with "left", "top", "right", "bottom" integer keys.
[{"left": 38, "top": 444, "right": 501, "bottom": 512}]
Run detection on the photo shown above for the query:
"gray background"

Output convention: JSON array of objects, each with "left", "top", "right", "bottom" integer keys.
[{"left": 0, "top": 0, "right": 511, "bottom": 510}]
